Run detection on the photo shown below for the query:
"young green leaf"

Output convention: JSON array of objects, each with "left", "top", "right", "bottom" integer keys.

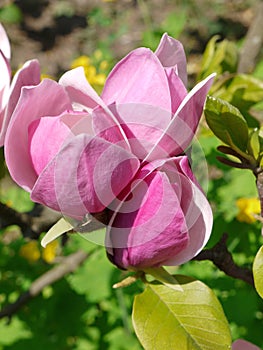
[
  {"left": 199, "top": 37, "right": 238, "bottom": 79},
  {"left": 199, "top": 35, "right": 220, "bottom": 79},
  {"left": 132, "top": 275, "right": 232, "bottom": 350},
  {"left": 248, "top": 129, "right": 260, "bottom": 160},
  {"left": 217, "top": 75, "right": 263, "bottom": 128},
  {"left": 253, "top": 245, "right": 263, "bottom": 299},
  {"left": 204, "top": 96, "right": 249, "bottom": 152},
  {"left": 227, "top": 75, "right": 263, "bottom": 105}
]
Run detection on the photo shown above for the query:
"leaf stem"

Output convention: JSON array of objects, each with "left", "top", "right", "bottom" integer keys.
[
  {"left": 225, "top": 132, "right": 257, "bottom": 167},
  {"left": 143, "top": 267, "right": 183, "bottom": 291}
]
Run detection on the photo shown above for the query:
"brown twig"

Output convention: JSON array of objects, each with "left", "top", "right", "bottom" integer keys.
[
  {"left": 255, "top": 169, "right": 263, "bottom": 218},
  {"left": 193, "top": 233, "right": 254, "bottom": 286},
  {"left": 0, "top": 249, "right": 88, "bottom": 320},
  {"left": 0, "top": 202, "right": 39, "bottom": 238},
  {"left": 0, "top": 202, "right": 61, "bottom": 239}
]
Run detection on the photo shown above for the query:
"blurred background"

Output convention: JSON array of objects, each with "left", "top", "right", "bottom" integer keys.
[{"left": 1, "top": 0, "right": 261, "bottom": 78}]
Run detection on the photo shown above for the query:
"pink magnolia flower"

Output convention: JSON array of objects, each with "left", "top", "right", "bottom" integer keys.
[
  {"left": 5, "top": 34, "right": 215, "bottom": 269},
  {"left": 0, "top": 23, "right": 40, "bottom": 146}
]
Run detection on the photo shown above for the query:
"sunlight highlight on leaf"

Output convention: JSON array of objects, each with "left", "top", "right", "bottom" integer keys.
[{"left": 132, "top": 275, "right": 231, "bottom": 350}]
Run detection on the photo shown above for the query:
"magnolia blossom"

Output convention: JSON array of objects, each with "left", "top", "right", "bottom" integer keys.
[
  {"left": 0, "top": 23, "right": 40, "bottom": 146},
  {"left": 5, "top": 34, "right": 215, "bottom": 269}
]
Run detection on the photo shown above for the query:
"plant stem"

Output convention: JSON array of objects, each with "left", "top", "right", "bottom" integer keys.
[
  {"left": 193, "top": 233, "right": 254, "bottom": 286},
  {"left": 255, "top": 169, "right": 263, "bottom": 218}
]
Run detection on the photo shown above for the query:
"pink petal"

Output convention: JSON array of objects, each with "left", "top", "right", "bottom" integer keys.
[
  {"left": 60, "top": 111, "right": 93, "bottom": 135},
  {"left": 60, "top": 67, "right": 131, "bottom": 149},
  {"left": 59, "top": 67, "right": 104, "bottom": 112},
  {"left": 0, "top": 24, "right": 11, "bottom": 60},
  {"left": 0, "top": 59, "right": 41, "bottom": 146},
  {"left": 28, "top": 112, "right": 89, "bottom": 176},
  {"left": 28, "top": 117, "right": 70, "bottom": 176},
  {"left": 165, "top": 67, "right": 187, "bottom": 114},
  {"left": 145, "top": 73, "right": 215, "bottom": 161},
  {"left": 232, "top": 339, "right": 261, "bottom": 350},
  {"left": 155, "top": 33, "right": 187, "bottom": 87},
  {"left": 165, "top": 155, "right": 200, "bottom": 188},
  {"left": 101, "top": 48, "right": 171, "bottom": 111},
  {"left": 158, "top": 157, "right": 213, "bottom": 266},
  {"left": 92, "top": 105, "right": 130, "bottom": 151},
  {"left": 31, "top": 134, "right": 140, "bottom": 219},
  {"left": 100, "top": 103, "right": 172, "bottom": 159},
  {"left": 5, "top": 79, "right": 72, "bottom": 191},
  {"left": 106, "top": 167, "right": 189, "bottom": 269}
]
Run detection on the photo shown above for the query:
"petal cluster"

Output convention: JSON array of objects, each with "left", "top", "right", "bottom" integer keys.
[{"left": 4, "top": 33, "right": 215, "bottom": 270}]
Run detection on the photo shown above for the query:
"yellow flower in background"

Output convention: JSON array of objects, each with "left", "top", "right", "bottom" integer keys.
[
  {"left": 236, "top": 197, "right": 261, "bottom": 223},
  {"left": 19, "top": 239, "right": 59, "bottom": 264},
  {"left": 71, "top": 55, "right": 91, "bottom": 69},
  {"left": 85, "top": 65, "right": 106, "bottom": 86},
  {"left": 42, "top": 240, "right": 59, "bottom": 264},
  {"left": 70, "top": 55, "right": 107, "bottom": 90},
  {"left": 41, "top": 73, "right": 54, "bottom": 80},
  {"left": 19, "top": 240, "right": 41, "bottom": 263}
]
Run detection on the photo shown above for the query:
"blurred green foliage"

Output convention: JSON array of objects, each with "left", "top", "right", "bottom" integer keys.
[
  {"left": 0, "top": 225, "right": 144, "bottom": 349},
  {"left": 0, "top": 4, "right": 22, "bottom": 24}
]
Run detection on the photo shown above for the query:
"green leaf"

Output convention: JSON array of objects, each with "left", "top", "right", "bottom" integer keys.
[
  {"left": 248, "top": 129, "right": 260, "bottom": 159},
  {"left": 229, "top": 75, "right": 263, "bottom": 105},
  {"left": 253, "top": 246, "right": 263, "bottom": 299},
  {"left": 132, "top": 275, "right": 232, "bottom": 350},
  {"left": 0, "top": 184, "right": 35, "bottom": 212},
  {"left": 213, "top": 74, "right": 263, "bottom": 128},
  {"left": 143, "top": 267, "right": 183, "bottom": 291},
  {"left": 103, "top": 327, "right": 142, "bottom": 350},
  {"left": 199, "top": 36, "right": 220, "bottom": 79},
  {"left": 67, "top": 248, "right": 113, "bottom": 302},
  {"left": 0, "top": 317, "right": 32, "bottom": 346},
  {"left": 218, "top": 75, "right": 263, "bottom": 116},
  {"left": 199, "top": 37, "right": 238, "bottom": 79},
  {"left": 204, "top": 96, "right": 249, "bottom": 152},
  {"left": 215, "top": 40, "right": 238, "bottom": 73}
]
